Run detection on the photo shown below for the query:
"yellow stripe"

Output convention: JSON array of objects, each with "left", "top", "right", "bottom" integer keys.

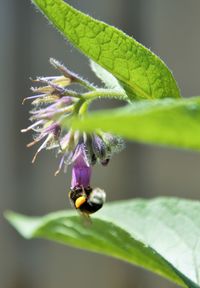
[{"left": 75, "top": 196, "right": 86, "bottom": 209}]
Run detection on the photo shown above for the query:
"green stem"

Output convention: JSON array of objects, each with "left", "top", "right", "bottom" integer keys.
[
  {"left": 78, "top": 100, "right": 92, "bottom": 116},
  {"left": 65, "top": 89, "right": 129, "bottom": 120},
  {"left": 73, "top": 97, "right": 85, "bottom": 115},
  {"left": 63, "top": 89, "right": 80, "bottom": 98},
  {"left": 78, "top": 89, "right": 129, "bottom": 116},
  {"left": 75, "top": 77, "right": 96, "bottom": 91},
  {"left": 83, "top": 89, "right": 129, "bottom": 101}
]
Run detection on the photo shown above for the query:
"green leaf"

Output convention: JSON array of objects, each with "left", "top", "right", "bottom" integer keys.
[
  {"left": 5, "top": 197, "right": 200, "bottom": 288},
  {"left": 68, "top": 96, "right": 200, "bottom": 151},
  {"left": 90, "top": 60, "right": 125, "bottom": 92},
  {"left": 31, "top": 0, "right": 181, "bottom": 100}
]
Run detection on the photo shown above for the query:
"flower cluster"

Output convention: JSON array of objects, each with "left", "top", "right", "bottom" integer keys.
[{"left": 22, "top": 59, "right": 125, "bottom": 207}]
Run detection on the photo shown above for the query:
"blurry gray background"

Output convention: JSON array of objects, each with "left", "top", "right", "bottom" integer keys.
[{"left": 1, "top": 0, "right": 200, "bottom": 287}]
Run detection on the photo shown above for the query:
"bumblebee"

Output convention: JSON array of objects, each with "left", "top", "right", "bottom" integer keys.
[{"left": 69, "top": 186, "right": 106, "bottom": 215}]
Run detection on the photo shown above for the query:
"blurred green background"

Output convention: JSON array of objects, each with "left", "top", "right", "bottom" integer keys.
[{"left": 1, "top": 0, "right": 200, "bottom": 287}]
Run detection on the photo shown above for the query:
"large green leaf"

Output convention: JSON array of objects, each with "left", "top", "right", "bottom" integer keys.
[
  {"left": 67, "top": 96, "right": 200, "bottom": 151},
  {"left": 31, "top": 0, "right": 180, "bottom": 100},
  {"left": 5, "top": 198, "right": 200, "bottom": 288}
]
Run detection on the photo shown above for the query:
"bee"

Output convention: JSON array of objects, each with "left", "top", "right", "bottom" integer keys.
[{"left": 69, "top": 186, "right": 106, "bottom": 217}]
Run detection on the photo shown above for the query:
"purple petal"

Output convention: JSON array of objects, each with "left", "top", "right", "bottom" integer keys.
[
  {"left": 71, "top": 153, "right": 92, "bottom": 188},
  {"left": 43, "top": 123, "right": 61, "bottom": 137}
]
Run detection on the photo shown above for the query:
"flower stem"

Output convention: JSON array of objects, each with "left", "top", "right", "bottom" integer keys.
[
  {"left": 75, "top": 77, "right": 96, "bottom": 91},
  {"left": 63, "top": 89, "right": 80, "bottom": 98},
  {"left": 83, "top": 89, "right": 129, "bottom": 101},
  {"left": 78, "top": 100, "right": 92, "bottom": 116}
]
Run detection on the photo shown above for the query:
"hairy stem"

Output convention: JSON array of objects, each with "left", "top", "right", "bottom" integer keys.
[
  {"left": 75, "top": 77, "right": 96, "bottom": 91},
  {"left": 83, "top": 89, "right": 129, "bottom": 102}
]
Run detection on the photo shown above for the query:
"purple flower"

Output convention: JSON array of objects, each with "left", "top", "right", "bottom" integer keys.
[
  {"left": 71, "top": 145, "right": 92, "bottom": 188},
  {"left": 22, "top": 58, "right": 125, "bottom": 192},
  {"left": 22, "top": 122, "right": 61, "bottom": 163}
]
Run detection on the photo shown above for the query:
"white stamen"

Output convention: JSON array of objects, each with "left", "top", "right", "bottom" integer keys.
[
  {"left": 27, "top": 138, "right": 40, "bottom": 148},
  {"left": 54, "top": 155, "right": 65, "bottom": 176},
  {"left": 21, "top": 120, "right": 43, "bottom": 133},
  {"left": 22, "top": 94, "right": 46, "bottom": 104},
  {"left": 32, "top": 134, "right": 52, "bottom": 163}
]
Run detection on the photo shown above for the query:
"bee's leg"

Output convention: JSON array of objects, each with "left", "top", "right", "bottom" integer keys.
[{"left": 80, "top": 212, "right": 92, "bottom": 226}]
